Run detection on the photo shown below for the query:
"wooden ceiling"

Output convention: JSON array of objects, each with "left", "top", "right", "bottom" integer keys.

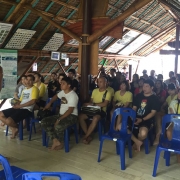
[{"left": 0, "top": 0, "right": 179, "bottom": 82}]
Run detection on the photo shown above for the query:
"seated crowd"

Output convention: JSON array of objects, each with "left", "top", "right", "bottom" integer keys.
[{"left": 0, "top": 68, "right": 180, "bottom": 161}]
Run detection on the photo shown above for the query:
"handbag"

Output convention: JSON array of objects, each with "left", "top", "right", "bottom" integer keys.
[
  {"left": 81, "top": 90, "right": 107, "bottom": 116},
  {"left": 37, "top": 109, "right": 52, "bottom": 120}
]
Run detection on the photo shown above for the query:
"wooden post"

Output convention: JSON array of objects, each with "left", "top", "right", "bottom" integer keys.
[
  {"left": 135, "top": 60, "right": 140, "bottom": 74},
  {"left": 175, "top": 24, "right": 179, "bottom": 75},
  {"left": 57, "top": 61, "right": 67, "bottom": 75},
  {"left": 129, "top": 65, "right": 132, "bottom": 81},
  {"left": 78, "top": 42, "right": 82, "bottom": 75},
  {"left": 114, "top": 59, "right": 120, "bottom": 72},
  {"left": 80, "top": 0, "right": 91, "bottom": 102},
  {"left": 90, "top": 39, "right": 99, "bottom": 75}
]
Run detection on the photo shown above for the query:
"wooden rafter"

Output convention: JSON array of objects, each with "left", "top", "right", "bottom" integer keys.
[
  {"left": 133, "top": 23, "right": 176, "bottom": 54},
  {"left": 36, "top": 9, "right": 76, "bottom": 24},
  {"left": 18, "top": 49, "right": 144, "bottom": 60},
  {"left": 24, "top": 4, "right": 81, "bottom": 42},
  {"left": 51, "top": 0, "right": 78, "bottom": 10},
  {"left": 108, "top": 3, "right": 161, "bottom": 30},
  {"left": 0, "top": 0, "right": 81, "bottom": 42},
  {"left": 5, "top": 0, "right": 26, "bottom": 22}
]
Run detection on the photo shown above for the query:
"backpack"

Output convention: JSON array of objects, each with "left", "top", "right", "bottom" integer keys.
[{"left": 37, "top": 109, "right": 52, "bottom": 120}]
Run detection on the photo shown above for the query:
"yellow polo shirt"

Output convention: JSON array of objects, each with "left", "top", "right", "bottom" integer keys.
[{"left": 91, "top": 88, "right": 111, "bottom": 112}]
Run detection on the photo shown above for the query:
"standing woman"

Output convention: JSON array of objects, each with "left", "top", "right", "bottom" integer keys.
[
  {"left": 130, "top": 74, "right": 139, "bottom": 95},
  {"left": 34, "top": 72, "right": 47, "bottom": 108}
]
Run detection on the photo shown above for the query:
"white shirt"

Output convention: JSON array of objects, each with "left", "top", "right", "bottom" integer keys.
[
  {"left": 57, "top": 90, "right": 78, "bottom": 116},
  {"left": 20, "top": 86, "right": 39, "bottom": 112}
]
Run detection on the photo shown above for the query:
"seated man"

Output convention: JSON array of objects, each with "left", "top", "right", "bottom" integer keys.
[
  {"left": 79, "top": 77, "right": 111, "bottom": 144},
  {"left": 0, "top": 75, "right": 39, "bottom": 138},
  {"left": 42, "top": 77, "right": 78, "bottom": 150},
  {"left": 131, "top": 79, "right": 159, "bottom": 151}
]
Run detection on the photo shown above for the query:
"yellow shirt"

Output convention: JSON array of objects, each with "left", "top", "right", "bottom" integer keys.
[
  {"left": 166, "top": 95, "right": 177, "bottom": 106},
  {"left": 91, "top": 88, "right": 111, "bottom": 112},
  {"left": 34, "top": 82, "right": 46, "bottom": 98},
  {"left": 113, "top": 90, "right": 133, "bottom": 106},
  {"left": 107, "top": 86, "right": 114, "bottom": 98}
]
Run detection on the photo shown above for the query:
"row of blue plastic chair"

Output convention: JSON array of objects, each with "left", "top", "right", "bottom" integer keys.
[
  {"left": 0, "top": 155, "right": 82, "bottom": 180},
  {"left": 97, "top": 108, "right": 180, "bottom": 177}
]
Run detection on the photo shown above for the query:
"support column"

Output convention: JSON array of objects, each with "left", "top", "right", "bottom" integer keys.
[
  {"left": 129, "top": 65, "right": 132, "bottom": 81},
  {"left": 90, "top": 39, "right": 99, "bottom": 75},
  {"left": 80, "top": 0, "right": 91, "bottom": 102},
  {"left": 78, "top": 42, "right": 82, "bottom": 75},
  {"left": 175, "top": 24, "right": 179, "bottom": 75}
]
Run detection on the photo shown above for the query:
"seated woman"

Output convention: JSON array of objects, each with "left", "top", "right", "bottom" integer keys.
[
  {"left": 154, "top": 83, "right": 177, "bottom": 145},
  {"left": 79, "top": 77, "right": 111, "bottom": 144},
  {"left": 134, "top": 78, "right": 145, "bottom": 96},
  {"left": 111, "top": 81, "right": 133, "bottom": 130},
  {"left": 42, "top": 77, "right": 78, "bottom": 150},
  {"left": 167, "top": 89, "right": 180, "bottom": 162},
  {"left": 34, "top": 73, "right": 47, "bottom": 109}
]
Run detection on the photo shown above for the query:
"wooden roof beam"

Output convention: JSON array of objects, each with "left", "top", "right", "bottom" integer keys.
[
  {"left": 24, "top": 4, "right": 81, "bottom": 42},
  {"left": 51, "top": 0, "right": 78, "bottom": 10},
  {"left": 108, "top": 2, "right": 161, "bottom": 30},
  {"left": 88, "top": 0, "right": 154, "bottom": 43},
  {"left": 5, "top": 0, "right": 26, "bottom": 22},
  {"left": 159, "top": 0, "right": 179, "bottom": 20},
  {"left": 0, "top": 0, "right": 16, "bottom": 5},
  {"left": 36, "top": 9, "right": 76, "bottom": 24},
  {"left": 18, "top": 49, "right": 144, "bottom": 60}
]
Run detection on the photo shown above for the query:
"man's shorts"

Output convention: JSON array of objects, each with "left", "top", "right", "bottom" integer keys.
[
  {"left": 2, "top": 108, "right": 32, "bottom": 123},
  {"left": 87, "top": 110, "right": 106, "bottom": 119}
]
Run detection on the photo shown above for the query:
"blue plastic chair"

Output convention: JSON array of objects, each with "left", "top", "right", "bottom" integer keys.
[
  {"left": 97, "top": 108, "right": 136, "bottom": 170},
  {"left": 0, "top": 155, "right": 28, "bottom": 180},
  {"left": 22, "top": 172, "right": 82, "bottom": 180},
  {"left": 45, "top": 123, "right": 79, "bottom": 152},
  {"left": 29, "top": 98, "right": 61, "bottom": 141},
  {"left": 152, "top": 114, "right": 180, "bottom": 177}
]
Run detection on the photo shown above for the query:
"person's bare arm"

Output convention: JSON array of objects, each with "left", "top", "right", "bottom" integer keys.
[
  {"left": 13, "top": 99, "right": 37, "bottom": 109},
  {"left": 14, "top": 92, "right": 19, "bottom": 100},
  {"left": 44, "top": 94, "right": 58, "bottom": 110}
]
